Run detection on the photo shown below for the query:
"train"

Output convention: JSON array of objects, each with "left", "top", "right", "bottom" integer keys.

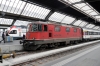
[
  {"left": 7, "top": 25, "right": 27, "bottom": 40},
  {"left": 21, "top": 21, "right": 100, "bottom": 50}
]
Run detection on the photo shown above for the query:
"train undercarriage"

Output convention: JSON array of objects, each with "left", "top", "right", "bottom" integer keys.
[{"left": 20, "top": 38, "right": 83, "bottom": 51}]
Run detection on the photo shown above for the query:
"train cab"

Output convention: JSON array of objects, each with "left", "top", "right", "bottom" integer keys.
[{"left": 26, "top": 22, "right": 48, "bottom": 40}]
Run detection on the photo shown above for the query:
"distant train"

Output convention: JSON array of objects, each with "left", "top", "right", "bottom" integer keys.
[
  {"left": 83, "top": 28, "right": 100, "bottom": 40},
  {"left": 7, "top": 25, "right": 27, "bottom": 40},
  {"left": 21, "top": 21, "right": 100, "bottom": 50}
]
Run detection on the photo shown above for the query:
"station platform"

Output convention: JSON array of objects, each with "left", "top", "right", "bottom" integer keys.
[
  {"left": 42, "top": 43, "right": 100, "bottom": 66},
  {"left": 0, "top": 39, "right": 23, "bottom": 53},
  {"left": 0, "top": 40, "right": 20, "bottom": 45}
]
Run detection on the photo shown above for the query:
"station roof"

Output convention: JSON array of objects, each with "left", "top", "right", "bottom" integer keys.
[{"left": 0, "top": 0, "right": 100, "bottom": 30}]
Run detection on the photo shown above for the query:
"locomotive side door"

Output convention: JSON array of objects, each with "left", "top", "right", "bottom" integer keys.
[
  {"left": 48, "top": 25, "right": 53, "bottom": 38},
  {"left": 49, "top": 30, "right": 52, "bottom": 38}
]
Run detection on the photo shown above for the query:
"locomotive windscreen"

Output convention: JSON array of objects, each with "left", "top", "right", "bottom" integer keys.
[
  {"left": 31, "top": 24, "right": 42, "bottom": 31},
  {"left": 9, "top": 30, "right": 17, "bottom": 34}
]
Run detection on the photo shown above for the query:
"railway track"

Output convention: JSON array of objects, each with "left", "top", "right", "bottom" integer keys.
[
  {"left": 15, "top": 40, "right": 92, "bottom": 57},
  {"left": 9, "top": 40, "right": 100, "bottom": 66}
]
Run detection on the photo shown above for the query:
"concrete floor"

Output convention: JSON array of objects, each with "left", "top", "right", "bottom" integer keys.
[
  {"left": 42, "top": 43, "right": 100, "bottom": 66},
  {"left": 0, "top": 36, "right": 20, "bottom": 45},
  {"left": 0, "top": 37, "right": 23, "bottom": 53}
]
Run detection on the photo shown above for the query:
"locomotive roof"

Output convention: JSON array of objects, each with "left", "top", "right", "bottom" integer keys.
[{"left": 31, "top": 21, "right": 81, "bottom": 28}]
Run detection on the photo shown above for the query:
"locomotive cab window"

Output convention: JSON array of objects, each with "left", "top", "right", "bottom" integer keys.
[
  {"left": 31, "top": 24, "right": 42, "bottom": 32},
  {"left": 38, "top": 24, "right": 42, "bottom": 31},
  {"left": 9, "top": 30, "right": 17, "bottom": 34},
  {"left": 44, "top": 25, "right": 48, "bottom": 31}
]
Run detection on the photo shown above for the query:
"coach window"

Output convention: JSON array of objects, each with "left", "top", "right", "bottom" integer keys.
[
  {"left": 91, "top": 32, "right": 92, "bottom": 35},
  {"left": 93, "top": 32, "right": 95, "bottom": 35},
  {"left": 85, "top": 32, "right": 88, "bottom": 35},
  {"left": 94, "top": 32, "right": 95, "bottom": 35},
  {"left": 91, "top": 32, "right": 93, "bottom": 35},
  {"left": 89, "top": 32, "right": 92, "bottom": 35},
  {"left": 88, "top": 32, "right": 90, "bottom": 35},
  {"left": 93, "top": 32, "right": 94, "bottom": 35},
  {"left": 97, "top": 32, "right": 98, "bottom": 35},
  {"left": 44, "top": 25, "right": 48, "bottom": 31},
  {"left": 98, "top": 32, "right": 99, "bottom": 35},
  {"left": 86, "top": 31, "right": 88, "bottom": 35},
  {"left": 96, "top": 32, "right": 97, "bottom": 35},
  {"left": 74, "top": 28, "right": 77, "bottom": 32},
  {"left": 66, "top": 27, "right": 70, "bottom": 32},
  {"left": 92, "top": 32, "right": 94, "bottom": 35},
  {"left": 95, "top": 32, "right": 96, "bottom": 35},
  {"left": 55, "top": 26, "right": 60, "bottom": 32}
]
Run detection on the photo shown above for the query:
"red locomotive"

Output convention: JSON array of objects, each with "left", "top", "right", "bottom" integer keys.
[{"left": 22, "top": 21, "right": 83, "bottom": 50}]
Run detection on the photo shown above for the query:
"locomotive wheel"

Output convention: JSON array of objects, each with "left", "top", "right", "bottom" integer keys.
[
  {"left": 23, "top": 43, "right": 29, "bottom": 50},
  {"left": 23, "top": 42, "right": 41, "bottom": 51},
  {"left": 39, "top": 47, "right": 45, "bottom": 50},
  {"left": 29, "top": 45, "right": 36, "bottom": 51},
  {"left": 54, "top": 43, "right": 58, "bottom": 48},
  {"left": 54, "top": 45, "right": 58, "bottom": 48},
  {"left": 39, "top": 45, "right": 46, "bottom": 50},
  {"left": 70, "top": 41, "right": 73, "bottom": 45}
]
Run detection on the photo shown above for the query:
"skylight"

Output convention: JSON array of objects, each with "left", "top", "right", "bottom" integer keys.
[
  {"left": 61, "top": 16, "right": 75, "bottom": 24},
  {"left": 61, "top": 0, "right": 100, "bottom": 23},
  {"left": 73, "top": 20, "right": 82, "bottom": 26},
  {"left": 93, "top": 26, "right": 100, "bottom": 29},
  {"left": 21, "top": 3, "right": 50, "bottom": 19},
  {"left": 0, "top": 0, "right": 50, "bottom": 19},
  {"left": 85, "top": 24, "right": 92, "bottom": 28},
  {"left": 0, "top": 0, "right": 26, "bottom": 14},
  {"left": 0, "top": 18, "right": 13, "bottom": 25},
  {"left": 14, "top": 20, "right": 31, "bottom": 26},
  {"left": 79, "top": 21, "right": 87, "bottom": 27},
  {"left": 89, "top": 11, "right": 98, "bottom": 15},
  {"left": 64, "top": 0, "right": 81, "bottom": 4},
  {"left": 88, "top": 24, "right": 95, "bottom": 28},
  {"left": 49, "top": 12, "right": 66, "bottom": 22}
]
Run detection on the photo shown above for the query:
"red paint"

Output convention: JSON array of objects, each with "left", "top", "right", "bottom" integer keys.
[
  {"left": 8, "top": 26, "right": 16, "bottom": 33},
  {"left": 26, "top": 22, "right": 82, "bottom": 40}
]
